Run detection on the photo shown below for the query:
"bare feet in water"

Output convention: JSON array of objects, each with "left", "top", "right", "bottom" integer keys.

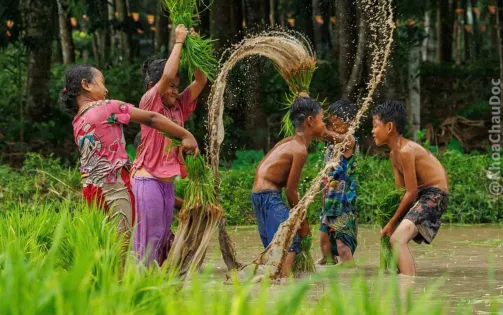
[{"left": 316, "top": 256, "right": 338, "bottom": 265}]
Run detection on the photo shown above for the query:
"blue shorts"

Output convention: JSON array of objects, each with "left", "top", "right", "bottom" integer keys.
[{"left": 251, "top": 190, "right": 301, "bottom": 254}]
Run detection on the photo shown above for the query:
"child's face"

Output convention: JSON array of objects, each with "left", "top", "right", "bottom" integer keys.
[
  {"left": 309, "top": 109, "right": 326, "bottom": 138},
  {"left": 83, "top": 68, "right": 108, "bottom": 101},
  {"left": 163, "top": 76, "right": 180, "bottom": 107},
  {"left": 327, "top": 115, "right": 348, "bottom": 133},
  {"left": 372, "top": 115, "right": 390, "bottom": 146}
]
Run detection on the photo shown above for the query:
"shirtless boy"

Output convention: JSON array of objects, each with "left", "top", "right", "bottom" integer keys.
[
  {"left": 372, "top": 100, "right": 449, "bottom": 276},
  {"left": 251, "top": 96, "right": 327, "bottom": 276}
]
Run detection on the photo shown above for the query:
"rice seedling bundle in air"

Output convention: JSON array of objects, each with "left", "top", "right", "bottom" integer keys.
[
  {"left": 160, "top": 0, "right": 218, "bottom": 81},
  {"left": 163, "top": 136, "right": 223, "bottom": 277},
  {"left": 279, "top": 50, "right": 317, "bottom": 136}
]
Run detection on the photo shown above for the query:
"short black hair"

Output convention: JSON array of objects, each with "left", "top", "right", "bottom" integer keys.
[
  {"left": 290, "top": 97, "right": 322, "bottom": 128},
  {"left": 372, "top": 100, "right": 407, "bottom": 135},
  {"left": 327, "top": 99, "right": 358, "bottom": 124},
  {"left": 142, "top": 56, "right": 180, "bottom": 89},
  {"left": 133, "top": 132, "right": 141, "bottom": 150},
  {"left": 59, "top": 64, "right": 96, "bottom": 113}
]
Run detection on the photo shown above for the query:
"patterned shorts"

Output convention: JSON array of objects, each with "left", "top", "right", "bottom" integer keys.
[
  {"left": 404, "top": 187, "right": 449, "bottom": 244},
  {"left": 319, "top": 211, "right": 358, "bottom": 256}
]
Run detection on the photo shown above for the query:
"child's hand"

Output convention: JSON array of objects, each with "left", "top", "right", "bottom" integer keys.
[
  {"left": 175, "top": 24, "right": 188, "bottom": 44},
  {"left": 189, "top": 27, "right": 199, "bottom": 38},
  {"left": 181, "top": 134, "right": 199, "bottom": 156},
  {"left": 380, "top": 222, "right": 396, "bottom": 238},
  {"left": 298, "top": 219, "right": 310, "bottom": 238}
]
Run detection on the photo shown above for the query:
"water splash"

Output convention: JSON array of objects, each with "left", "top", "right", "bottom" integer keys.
[{"left": 206, "top": 0, "right": 396, "bottom": 278}]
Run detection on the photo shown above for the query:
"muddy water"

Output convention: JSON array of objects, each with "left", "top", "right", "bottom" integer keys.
[{"left": 203, "top": 225, "right": 503, "bottom": 313}]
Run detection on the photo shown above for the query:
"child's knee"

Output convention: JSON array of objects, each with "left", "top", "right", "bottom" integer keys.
[
  {"left": 390, "top": 232, "right": 406, "bottom": 246},
  {"left": 337, "top": 242, "right": 352, "bottom": 258}
]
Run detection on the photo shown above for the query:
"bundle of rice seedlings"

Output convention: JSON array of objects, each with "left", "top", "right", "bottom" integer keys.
[
  {"left": 279, "top": 58, "right": 317, "bottom": 136},
  {"left": 163, "top": 136, "right": 223, "bottom": 277},
  {"left": 161, "top": 0, "right": 218, "bottom": 81},
  {"left": 375, "top": 189, "right": 403, "bottom": 271},
  {"left": 292, "top": 233, "right": 316, "bottom": 276}
]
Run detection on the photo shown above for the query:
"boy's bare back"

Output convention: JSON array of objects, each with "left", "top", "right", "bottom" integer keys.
[
  {"left": 390, "top": 139, "right": 448, "bottom": 193},
  {"left": 253, "top": 137, "right": 308, "bottom": 193}
]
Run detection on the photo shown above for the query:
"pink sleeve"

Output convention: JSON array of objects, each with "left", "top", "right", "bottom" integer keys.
[
  {"left": 109, "top": 100, "right": 133, "bottom": 125},
  {"left": 140, "top": 84, "right": 161, "bottom": 111},
  {"left": 179, "top": 87, "right": 197, "bottom": 121}
]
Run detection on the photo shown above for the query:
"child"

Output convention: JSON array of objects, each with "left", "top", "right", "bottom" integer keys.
[
  {"left": 61, "top": 64, "right": 198, "bottom": 237},
  {"left": 132, "top": 24, "right": 208, "bottom": 266},
  {"left": 252, "top": 96, "right": 331, "bottom": 277},
  {"left": 372, "top": 100, "right": 449, "bottom": 276},
  {"left": 317, "top": 100, "right": 359, "bottom": 266}
]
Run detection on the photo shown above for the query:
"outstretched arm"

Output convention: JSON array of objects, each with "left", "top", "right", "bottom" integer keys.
[
  {"left": 130, "top": 107, "right": 199, "bottom": 155},
  {"left": 187, "top": 67, "right": 208, "bottom": 103}
]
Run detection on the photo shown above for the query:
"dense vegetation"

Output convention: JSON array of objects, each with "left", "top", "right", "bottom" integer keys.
[{"left": 1, "top": 151, "right": 500, "bottom": 226}]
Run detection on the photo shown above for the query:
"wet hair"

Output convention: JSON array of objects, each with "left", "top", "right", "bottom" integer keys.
[
  {"left": 327, "top": 99, "right": 358, "bottom": 124},
  {"left": 142, "top": 56, "right": 180, "bottom": 89},
  {"left": 372, "top": 100, "right": 407, "bottom": 135},
  {"left": 59, "top": 64, "right": 95, "bottom": 113},
  {"left": 290, "top": 97, "right": 322, "bottom": 128}
]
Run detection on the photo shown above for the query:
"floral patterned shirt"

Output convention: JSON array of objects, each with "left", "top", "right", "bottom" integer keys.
[{"left": 72, "top": 99, "right": 134, "bottom": 187}]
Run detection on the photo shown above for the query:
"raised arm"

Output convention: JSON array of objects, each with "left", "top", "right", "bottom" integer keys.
[
  {"left": 187, "top": 67, "right": 208, "bottom": 103},
  {"left": 157, "top": 25, "right": 187, "bottom": 95},
  {"left": 130, "top": 107, "right": 199, "bottom": 155}
]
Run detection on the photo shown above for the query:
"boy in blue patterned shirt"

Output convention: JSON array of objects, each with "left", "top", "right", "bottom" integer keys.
[{"left": 318, "top": 100, "right": 359, "bottom": 265}]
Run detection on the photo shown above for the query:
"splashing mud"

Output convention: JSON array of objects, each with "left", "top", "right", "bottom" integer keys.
[{"left": 207, "top": 0, "right": 396, "bottom": 278}]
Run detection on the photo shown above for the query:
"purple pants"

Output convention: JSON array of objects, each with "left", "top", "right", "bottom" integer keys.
[{"left": 133, "top": 177, "right": 174, "bottom": 267}]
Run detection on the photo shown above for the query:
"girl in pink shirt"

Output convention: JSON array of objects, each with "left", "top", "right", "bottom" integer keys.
[
  {"left": 132, "top": 25, "right": 208, "bottom": 266},
  {"left": 61, "top": 64, "right": 198, "bottom": 242}
]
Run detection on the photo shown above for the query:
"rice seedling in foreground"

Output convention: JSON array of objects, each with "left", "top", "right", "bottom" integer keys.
[
  {"left": 0, "top": 200, "right": 475, "bottom": 314},
  {"left": 164, "top": 136, "right": 223, "bottom": 277}
]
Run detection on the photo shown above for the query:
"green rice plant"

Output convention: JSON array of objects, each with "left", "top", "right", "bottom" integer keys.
[
  {"left": 163, "top": 134, "right": 223, "bottom": 276},
  {"left": 292, "top": 233, "right": 316, "bottom": 275},
  {"left": 160, "top": 0, "right": 218, "bottom": 81},
  {"left": 279, "top": 60, "right": 317, "bottom": 136},
  {"left": 0, "top": 198, "right": 473, "bottom": 314},
  {"left": 373, "top": 188, "right": 403, "bottom": 271}
]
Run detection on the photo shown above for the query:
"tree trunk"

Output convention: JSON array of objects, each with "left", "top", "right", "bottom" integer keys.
[
  {"left": 438, "top": 0, "right": 454, "bottom": 62},
  {"left": 294, "top": 0, "right": 314, "bottom": 44},
  {"left": 244, "top": 0, "right": 269, "bottom": 152},
  {"left": 408, "top": 34, "right": 422, "bottom": 140},
  {"left": 155, "top": 2, "right": 169, "bottom": 55},
  {"left": 116, "top": 0, "right": 131, "bottom": 62},
  {"left": 471, "top": 0, "right": 480, "bottom": 58},
  {"left": 312, "top": 0, "right": 323, "bottom": 56},
  {"left": 210, "top": 0, "right": 243, "bottom": 53},
  {"left": 108, "top": 0, "right": 118, "bottom": 64},
  {"left": 422, "top": 8, "right": 431, "bottom": 62},
  {"left": 335, "top": 0, "right": 356, "bottom": 86},
  {"left": 491, "top": 2, "right": 499, "bottom": 59},
  {"left": 343, "top": 2, "right": 365, "bottom": 100},
  {"left": 454, "top": 0, "right": 463, "bottom": 64},
  {"left": 269, "top": 0, "right": 276, "bottom": 25},
  {"left": 56, "top": 0, "right": 75, "bottom": 64},
  {"left": 464, "top": 0, "right": 473, "bottom": 60},
  {"left": 20, "top": 0, "right": 54, "bottom": 122}
]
